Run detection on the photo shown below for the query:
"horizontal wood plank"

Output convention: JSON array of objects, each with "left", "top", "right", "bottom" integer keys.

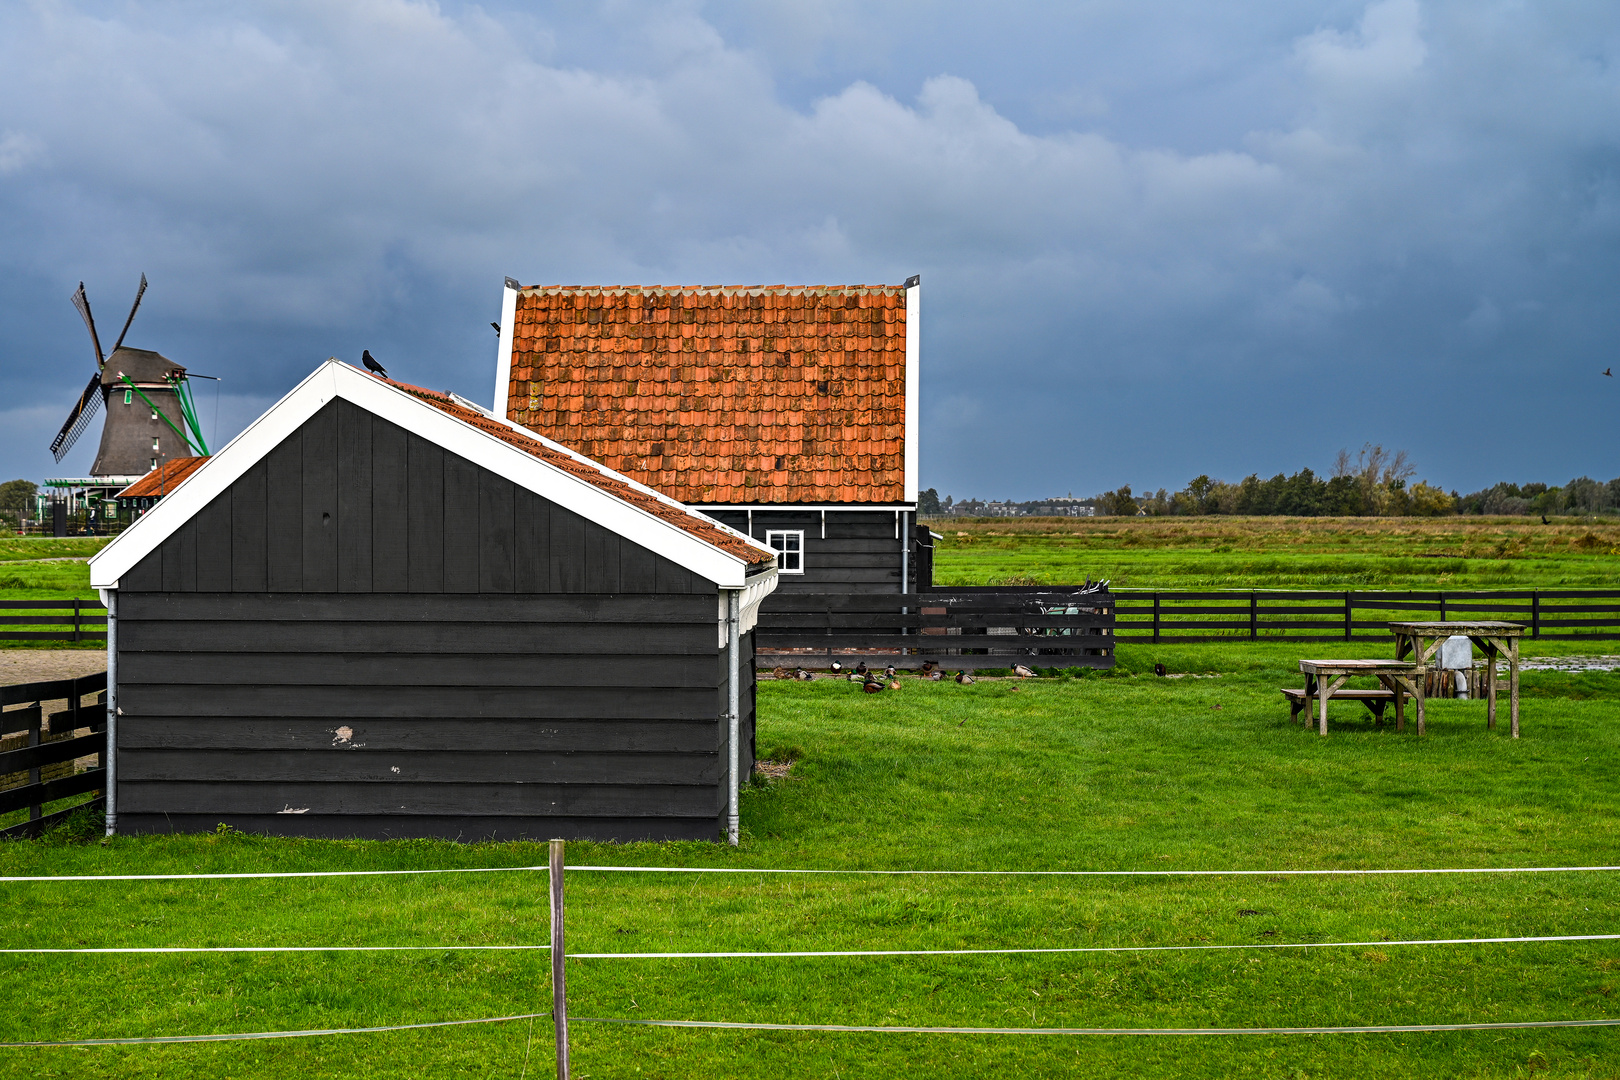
[
  {"left": 121, "top": 621, "right": 713, "bottom": 655},
  {"left": 115, "top": 813, "right": 719, "bottom": 842},
  {"left": 118, "top": 718, "right": 720, "bottom": 753},
  {"left": 118, "top": 684, "right": 722, "bottom": 720},
  {"left": 119, "top": 652, "right": 720, "bottom": 688},
  {"left": 117, "top": 593, "right": 718, "bottom": 623},
  {"left": 120, "top": 749, "right": 722, "bottom": 785},
  {"left": 118, "top": 781, "right": 722, "bottom": 817}
]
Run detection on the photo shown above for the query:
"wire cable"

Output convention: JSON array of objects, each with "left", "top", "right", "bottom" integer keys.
[
  {"left": 567, "top": 932, "right": 1620, "bottom": 960},
  {"left": 0, "top": 1012, "right": 550, "bottom": 1048},
  {"left": 564, "top": 864, "right": 1620, "bottom": 877},
  {"left": 572, "top": 1015, "right": 1620, "bottom": 1036},
  {"left": 0, "top": 945, "right": 548, "bottom": 955},
  {"left": 0, "top": 865, "right": 547, "bottom": 883}
]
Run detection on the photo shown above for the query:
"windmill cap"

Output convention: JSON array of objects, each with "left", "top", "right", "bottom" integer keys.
[{"left": 100, "top": 346, "right": 186, "bottom": 385}]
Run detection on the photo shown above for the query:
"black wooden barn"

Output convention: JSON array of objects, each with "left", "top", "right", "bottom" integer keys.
[{"left": 89, "top": 360, "right": 779, "bottom": 843}]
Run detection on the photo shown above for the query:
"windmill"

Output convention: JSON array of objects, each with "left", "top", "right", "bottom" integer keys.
[{"left": 49, "top": 275, "right": 211, "bottom": 480}]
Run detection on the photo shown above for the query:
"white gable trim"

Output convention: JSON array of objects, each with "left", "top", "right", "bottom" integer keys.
[
  {"left": 492, "top": 281, "right": 518, "bottom": 418},
  {"left": 904, "top": 279, "right": 920, "bottom": 505},
  {"left": 90, "top": 360, "right": 774, "bottom": 591}
]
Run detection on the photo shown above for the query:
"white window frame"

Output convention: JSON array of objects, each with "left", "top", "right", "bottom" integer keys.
[{"left": 765, "top": 529, "right": 804, "bottom": 574}]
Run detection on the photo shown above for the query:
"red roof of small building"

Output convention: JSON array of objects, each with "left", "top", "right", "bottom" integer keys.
[
  {"left": 385, "top": 378, "right": 773, "bottom": 568},
  {"left": 117, "top": 456, "right": 210, "bottom": 499},
  {"left": 503, "top": 284, "right": 909, "bottom": 505}
]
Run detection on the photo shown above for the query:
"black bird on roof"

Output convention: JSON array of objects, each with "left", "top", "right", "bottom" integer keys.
[
  {"left": 362, "top": 350, "right": 387, "bottom": 378},
  {"left": 491, "top": 322, "right": 502, "bottom": 335}
]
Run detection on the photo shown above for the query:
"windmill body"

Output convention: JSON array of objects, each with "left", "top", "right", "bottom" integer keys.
[{"left": 92, "top": 346, "right": 192, "bottom": 478}]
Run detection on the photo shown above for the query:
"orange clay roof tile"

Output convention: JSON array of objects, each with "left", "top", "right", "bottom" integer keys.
[
  {"left": 505, "top": 284, "right": 909, "bottom": 505},
  {"left": 117, "top": 456, "right": 210, "bottom": 499}
]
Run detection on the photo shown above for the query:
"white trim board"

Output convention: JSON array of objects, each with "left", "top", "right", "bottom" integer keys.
[
  {"left": 904, "top": 279, "right": 920, "bottom": 505},
  {"left": 89, "top": 360, "right": 777, "bottom": 593},
  {"left": 492, "top": 282, "right": 518, "bottom": 417},
  {"left": 699, "top": 504, "right": 918, "bottom": 512}
]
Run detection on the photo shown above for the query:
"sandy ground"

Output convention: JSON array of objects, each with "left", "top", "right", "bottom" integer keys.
[{"left": 0, "top": 649, "right": 107, "bottom": 686}]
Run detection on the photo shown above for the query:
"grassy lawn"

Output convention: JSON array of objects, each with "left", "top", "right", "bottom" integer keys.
[
  {"left": 929, "top": 516, "right": 1620, "bottom": 589},
  {"left": 1, "top": 642, "right": 1617, "bottom": 1078}
]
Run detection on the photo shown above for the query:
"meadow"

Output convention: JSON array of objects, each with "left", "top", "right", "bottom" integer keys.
[
  {"left": 1, "top": 642, "right": 1618, "bottom": 1078},
  {"left": 927, "top": 516, "right": 1620, "bottom": 590}
]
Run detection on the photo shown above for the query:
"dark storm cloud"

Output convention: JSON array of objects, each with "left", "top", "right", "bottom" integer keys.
[{"left": 2, "top": 0, "right": 1617, "bottom": 497}]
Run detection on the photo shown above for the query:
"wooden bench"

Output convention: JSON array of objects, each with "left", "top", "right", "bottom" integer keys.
[{"left": 1281, "top": 687, "right": 1395, "bottom": 723}]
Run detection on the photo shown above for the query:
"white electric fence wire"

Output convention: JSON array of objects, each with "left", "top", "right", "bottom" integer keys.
[
  {"left": 573, "top": 1016, "right": 1620, "bottom": 1036},
  {"left": 0, "top": 1012, "right": 551, "bottom": 1048},
  {"left": 0, "top": 865, "right": 547, "bottom": 883},
  {"left": 568, "top": 933, "right": 1620, "bottom": 960},
  {"left": 0, "top": 945, "right": 549, "bottom": 955},
  {"left": 3, "top": 863, "right": 1618, "bottom": 883}
]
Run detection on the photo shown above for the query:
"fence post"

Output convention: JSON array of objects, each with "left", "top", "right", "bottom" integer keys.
[
  {"left": 1152, "top": 593, "right": 1161, "bottom": 644},
  {"left": 1343, "top": 593, "right": 1352, "bottom": 641},
  {"left": 550, "top": 838, "right": 570, "bottom": 1080},
  {"left": 1531, "top": 591, "right": 1540, "bottom": 639},
  {"left": 1439, "top": 592, "right": 1447, "bottom": 622},
  {"left": 72, "top": 598, "right": 81, "bottom": 644},
  {"left": 1249, "top": 593, "right": 1258, "bottom": 640}
]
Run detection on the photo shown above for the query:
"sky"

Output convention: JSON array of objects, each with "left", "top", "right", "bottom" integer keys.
[{"left": 1, "top": 0, "right": 1617, "bottom": 502}]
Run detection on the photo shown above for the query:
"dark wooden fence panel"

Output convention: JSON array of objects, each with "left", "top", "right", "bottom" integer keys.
[
  {"left": 755, "top": 588, "right": 1116, "bottom": 669},
  {"left": 0, "top": 672, "right": 106, "bottom": 836},
  {"left": 0, "top": 600, "right": 105, "bottom": 643},
  {"left": 1112, "top": 590, "right": 1620, "bottom": 642}
]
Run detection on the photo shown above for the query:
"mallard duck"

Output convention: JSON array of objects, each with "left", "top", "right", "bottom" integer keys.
[
  {"left": 887, "top": 679, "right": 901, "bottom": 691},
  {"left": 831, "top": 661, "right": 842, "bottom": 672},
  {"left": 773, "top": 666, "right": 790, "bottom": 680},
  {"left": 862, "top": 679, "right": 885, "bottom": 694},
  {"left": 920, "top": 661, "right": 938, "bottom": 674},
  {"left": 927, "top": 670, "right": 944, "bottom": 681},
  {"left": 855, "top": 661, "right": 868, "bottom": 675},
  {"left": 884, "top": 665, "right": 897, "bottom": 679},
  {"left": 955, "top": 671, "right": 975, "bottom": 685},
  {"left": 1012, "top": 664, "right": 1036, "bottom": 678},
  {"left": 795, "top": 667, "right": 813, "bottom": 681}
]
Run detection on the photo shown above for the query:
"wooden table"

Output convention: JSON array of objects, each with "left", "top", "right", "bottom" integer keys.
[
  {"left": 1389, "top": 621, "right": 1525, "bottom": 738},
  {"left": 1297, "top": 660, "right": 1425, "bottom": 736}
]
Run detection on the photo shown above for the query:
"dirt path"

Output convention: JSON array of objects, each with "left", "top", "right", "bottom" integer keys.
[{"left": 0, "top": 650, "right": 107, "bottom": 685}]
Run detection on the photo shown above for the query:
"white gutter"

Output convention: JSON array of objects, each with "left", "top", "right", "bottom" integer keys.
[
  {"left": 104, "top": 589, "right": 118, "bottom": 837},
  {"left": 725, "top": 589, "right": 741, "bottom": 847}
]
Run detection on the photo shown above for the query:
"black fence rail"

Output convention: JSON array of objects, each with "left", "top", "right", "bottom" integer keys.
[
  {"left": 1, "top": 672, "right": 107, "bottom": 836},
  {"left": 756, "top": 588, "right": 1115, "bottom": 670},
  {"left": 0, "top": 599, "right": 106, "bottom": 644},
  {"left": 1112, "top": 589, "right": 1620, "bottom": 643}
]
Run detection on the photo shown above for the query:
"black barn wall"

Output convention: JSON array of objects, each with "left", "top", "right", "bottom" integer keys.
[
  {"left": 115, "top": 399, "right": 755, "bottom": 842},
  {"left": 706, "top": 509, "right": 905, "bottom": 596}
]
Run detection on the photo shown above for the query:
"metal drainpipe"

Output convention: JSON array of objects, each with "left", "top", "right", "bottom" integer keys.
[
  {"left": 104, "top": 589, "right": 118, "bottom": 837},
  {"left": 900, "top": 511, "right": 910, "bottom": 595},
  {"left": 726, "top": 588, "right": 742, "bottom": 846}
]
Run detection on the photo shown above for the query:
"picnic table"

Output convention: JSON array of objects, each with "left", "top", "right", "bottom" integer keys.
[
  {"left": 1389, "top": 621, "right": 1525, "bottom": 738},
  {"left": 1295, "top": 659, "right": 1425, "bottom": 736}
]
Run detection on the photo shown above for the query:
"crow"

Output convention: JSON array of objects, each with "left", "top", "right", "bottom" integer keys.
[
  {"left": 1541, "top": 515, "right": 1551, "bottom": 525},
  {"left": 362, "top": 350, "right": 387, "bottom": 377},
  {"left": 491, "top": 322, "right": 502, "bottom": 335},
  {"left": 1606, "top": 368, "right": 1614, "bottom": 377}
]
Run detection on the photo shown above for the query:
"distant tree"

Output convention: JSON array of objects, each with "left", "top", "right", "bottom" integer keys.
[
  {"left": 0, "top": 480, "right": 37, "bottom": 511},
  {"left": 1099, "top": 485, "right": 1138, "bottom": 517},
  {"left": 918, "top": 488, "right": 942, "bottom": 515},
  {"left": 1407, "top": 481, "right": 1456, "bottom": 516}
]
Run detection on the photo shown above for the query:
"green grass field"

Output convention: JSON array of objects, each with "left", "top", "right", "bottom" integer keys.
[
  {"left": 2, "top": 642, "right": 1618, "bottom": 1078},
  {"left": 929, "top": 516, "right": 1620, "bottom": 589}
]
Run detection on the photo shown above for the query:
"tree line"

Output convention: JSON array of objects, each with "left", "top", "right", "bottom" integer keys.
[{"left": 919, "top": 445, "right": 1620, "bottom": 518}]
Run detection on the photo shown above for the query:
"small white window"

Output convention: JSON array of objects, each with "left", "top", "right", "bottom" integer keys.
[{"left": 765, "top": 530, "right": 804, "bottom": 574}]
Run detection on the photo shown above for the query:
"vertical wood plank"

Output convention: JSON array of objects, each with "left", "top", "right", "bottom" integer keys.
[
  {"left": 551, "top": 504, "right": 585, "bottom": 592},
  {"left": 443, "top": 453, "right": 480, "bottom": 593},
  {"left": 1509, "top": 636, "right": 1520, "bottom": 738},
  {"left": 194, "top": 491, "right": 233, "bottom": 592},
  {"left": 336, "top": 402, "right": 373, "bottom": 593},
  {"left": 370, "top": 418, "right": 408, "bottom": 592},
  {"left": 265, "top": 433, "right": 303, "bottom": 592},
  {"left": 583, "top": 524, "right": 620, "bottom": 592},
  {"left": 513, "top": 489, "right": 549, "bottom": 593},
  {"left": 301, "top": 403, "right": 339, "bottom": 592},
  {"left": 159, "top": 533, "right": 184, "bottom": 592},
  {"left": 478, "top": 471, "right": 516, "bottom": 593},
  {"left": 405, "top": 436, "right": 444, "bottom": 593},
  {"left": 618, "top": 539, "right": 658, "bottom": 592},
  {"left": 231, "top": 459, "right": 268, "bottom": 592}
]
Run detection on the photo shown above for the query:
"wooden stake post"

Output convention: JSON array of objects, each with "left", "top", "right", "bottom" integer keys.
[{"left": 550, "top": 838, "right": 569, "bottom": 1080}]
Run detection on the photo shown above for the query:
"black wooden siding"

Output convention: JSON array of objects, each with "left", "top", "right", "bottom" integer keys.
[
  {"left": 115, "top": 400, "right": 755, "bottom": 842},
  {"left": 707, "top": 510, "right": 907, "bottom": 596}
]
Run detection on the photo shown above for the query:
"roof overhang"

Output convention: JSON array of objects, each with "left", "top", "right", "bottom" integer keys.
[{"left": 90, "top": 360, "right": 774, "bottom": 593}]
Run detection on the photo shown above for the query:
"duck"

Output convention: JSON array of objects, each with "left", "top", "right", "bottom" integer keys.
[
  {"left": 955, "top": 671, "right": 976, "bottom": 685},
  {"left": 920, "top": 661, "right": 938, "bottom": 674},
  {"left": 885, "top": 665, "right": 897, "bottom": 679},
  {"left": 831, "top": 661, "right": 843, "bottom": 673},
  {"left": 887, "top": 679, "right": 901, "bottom": 691},
  {"left": 927, "top": 670, "right": 944, "bottom": 681},
  {"left": 795, "top": 667, "right": 814, "bottom": 681},
  {"left": 1012, "top": 664, "right": 1036, "bottom": 678},
  {"left": 855, "top": 661, "right": 869, "bottom": 676},
  {"left": 862, "top": 679, "right": 885, "bottom": 694},
  {"left": 773, "top": 666, "right": 790, "bottom": 680}
]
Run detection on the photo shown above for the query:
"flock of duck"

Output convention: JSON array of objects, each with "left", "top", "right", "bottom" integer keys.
[{"left": 771, "top": 659, "right": 1040, "bottom": 691}]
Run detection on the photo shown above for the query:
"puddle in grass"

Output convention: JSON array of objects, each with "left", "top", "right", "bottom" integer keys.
[{"left": 1519, "top": 656, "right": 1620, "bottom": 672}]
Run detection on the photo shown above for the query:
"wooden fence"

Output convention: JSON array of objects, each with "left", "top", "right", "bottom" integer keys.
[
  {"left": 0, "top": 599, "right": 106, "bottom": 644},
  {"left": 755, "top": 588, "right": 1116, "bottom": 670},
  {"left": 0, "top": 672, "right": 107, "bottom": 836},
  {"left": 1111, "top": 590, "right": 1620, "bottom": 643}
]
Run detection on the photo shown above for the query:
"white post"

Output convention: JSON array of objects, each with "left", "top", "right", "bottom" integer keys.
[
  {"left": 726, "top": 589, "right": 741, "bottom": 846},
  {"left": 104, "top": 589, "right": 117, "bottom": 837}
]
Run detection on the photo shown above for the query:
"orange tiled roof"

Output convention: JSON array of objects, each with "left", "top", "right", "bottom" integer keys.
[
  {"left": 380, "top": 376, "right": 774, "bottom": 569},
  {"left": 117, "top": 456, "right": 210, "bottom": 499},
  {"left": 504, "top": 284, "right": 909, "bottom": 505}
]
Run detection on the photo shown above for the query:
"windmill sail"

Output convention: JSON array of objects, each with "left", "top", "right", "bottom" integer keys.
[
  {"left": 70, "top": 282, "right": 105, "bottom": 369},
  {"left": 110, "top": 273, "right": 148, "bottom": 355},
  {"left": 51, "top": 371, "right": 104, "bottom": 461}
]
